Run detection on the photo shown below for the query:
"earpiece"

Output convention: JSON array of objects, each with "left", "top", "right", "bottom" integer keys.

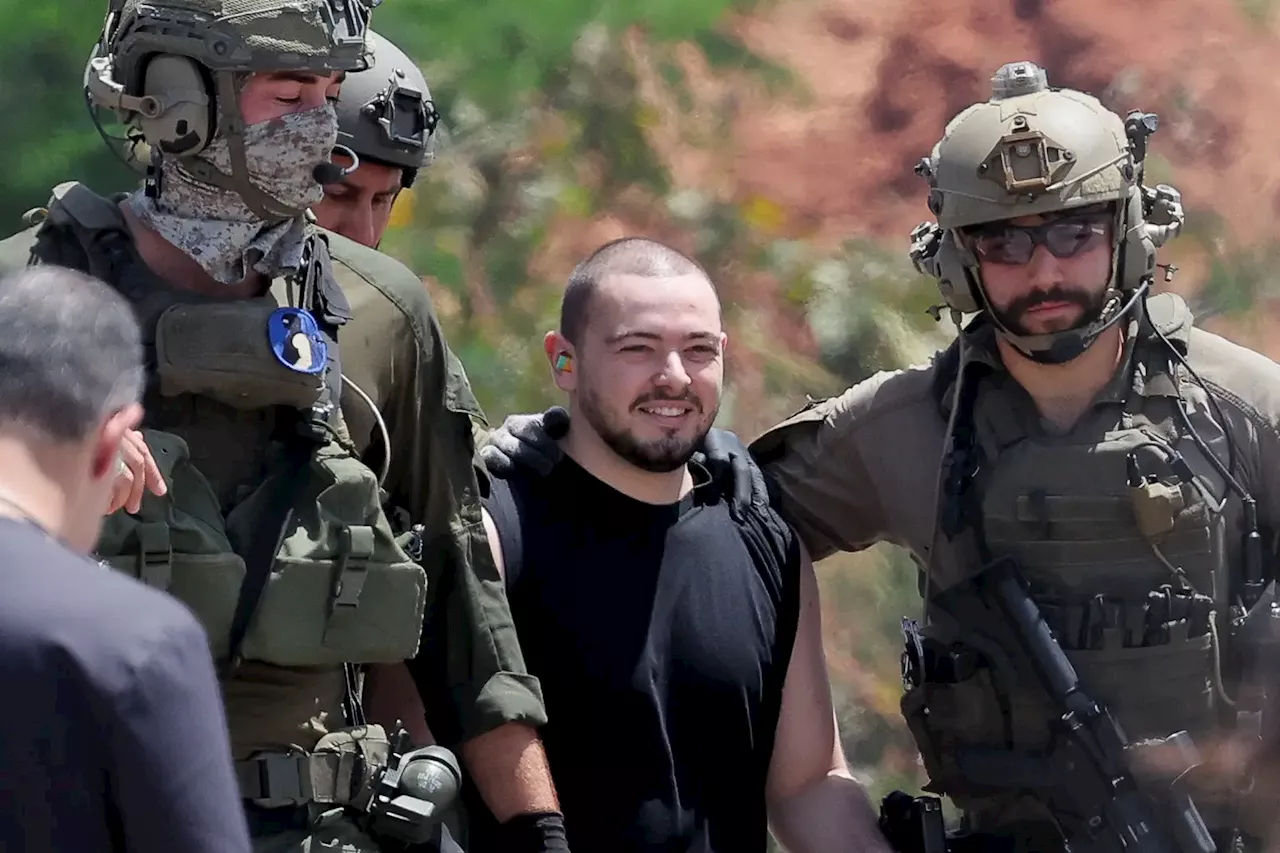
[
  {"left": 554, "top": 353, "right": 573, "bottom": 373},
  {"left": 909, "top": 221, "right": 982, "bottom": 314},
  {"left": 138, "top": 55, "right": 215, "bottom": 157}
]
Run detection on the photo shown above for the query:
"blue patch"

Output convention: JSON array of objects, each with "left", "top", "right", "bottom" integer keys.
[{"left": 267, "top": 307, "right": 327, "bottom": 375}]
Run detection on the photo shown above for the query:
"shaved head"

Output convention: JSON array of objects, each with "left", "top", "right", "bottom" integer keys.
[{"left": 560, "top": 237, "right": 712, "bottom": 344}]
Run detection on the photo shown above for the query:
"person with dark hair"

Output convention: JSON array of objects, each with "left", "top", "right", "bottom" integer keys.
[
  {"left": 557, "top": 236, "right": 710, "bottom": 345},
  {"left": 0, "top": 266, "right": 251, "bottom": 853},
  {"left": 313, "top": 29, "right": 440, "bottom": 249},
  {"left": 465, "top": 236, "right": 891, "bottom": 852}
]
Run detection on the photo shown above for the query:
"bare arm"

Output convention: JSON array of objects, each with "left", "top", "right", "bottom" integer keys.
[
  {"left": 456, "top": 507, "right": 561, "bottom": 821},
  {"left": 765, "top": 540, "right": 892, "bottom": 853}
]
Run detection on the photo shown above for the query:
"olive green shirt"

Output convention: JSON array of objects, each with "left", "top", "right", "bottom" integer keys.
[
  {"left": 0, "top": 197, "right": 546, "bottom": 753},
  {"left": 751, "top": 294, "right": 1280, "bottom": 582},
  {"left": 748, "top": 293, "right": 1280, "bottom": 837}
]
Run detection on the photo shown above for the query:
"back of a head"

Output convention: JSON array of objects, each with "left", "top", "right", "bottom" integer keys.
[
  {"left": 561, "top": 237, "right": 711, "bottom": 344},
  {"left": 0, "top": 267, "right": 144, "bottom": 444}
]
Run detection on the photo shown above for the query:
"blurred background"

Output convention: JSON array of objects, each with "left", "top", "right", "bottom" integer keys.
[{"left": 7, "top": 0, "right": 1280, "bottom": 841}]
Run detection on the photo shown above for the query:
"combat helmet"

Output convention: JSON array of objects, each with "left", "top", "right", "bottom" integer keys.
[
  {"left": 335, "top": 30, "right": 440, "bottom": 189},
  {"left": 909, "top": 60, "right": 1186, "bottom": 364},
  {"left": 84, "top": 0, "right": 381, "bottom": 222}
]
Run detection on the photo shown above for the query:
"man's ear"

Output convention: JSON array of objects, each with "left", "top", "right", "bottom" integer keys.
[
  {"left": 544, "top": 330, "right": 576, "bottom": 393},
  {"left": 91, "top": 403, "right": 142, "bottom": 481}
]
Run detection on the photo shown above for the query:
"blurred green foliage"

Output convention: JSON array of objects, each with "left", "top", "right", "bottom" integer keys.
[{"left": 0, "top": 2, "right": 140, "bottom": 225}]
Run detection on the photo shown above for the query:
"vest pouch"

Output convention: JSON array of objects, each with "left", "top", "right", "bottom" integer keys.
[
  {"left": 901, "top": 665, "right": 1011, "bottom": 802},
  {"left": 991, "top": 493, "right": 1220, "bottom": 604},
  {"left": 901, "top": 668, "right": 1065, "bottom": 844},
  {"left": 226, "top": 442, "right": 427, "bottom": 667},
  {"left": 94, "top": 429, "right": 246, "bottom": 657},
  {"left": 982, "top": 424, "right": 1228, "bottom": 607},
  {"left": 154, "top": 300, "right": 325, "bottom": 412},
  {"left": 236, "top": 724, "right": 390, "bottom": 810},
  {"left": 311, "top": 724, "right": 391, "bottom": 810},
  {"left": 1000, "top": 632, "right": 1216, "bottom": 758}
]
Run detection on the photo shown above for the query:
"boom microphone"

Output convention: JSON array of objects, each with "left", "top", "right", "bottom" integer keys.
[{"left": 314, "top": 144, "right": 360, "bottom": 185}]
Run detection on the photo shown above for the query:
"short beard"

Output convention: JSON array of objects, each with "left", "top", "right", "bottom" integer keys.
[
  {"left": 578, "top": 382, "right": 716, "bottom": 474},
  {"left": 991, "top": 283, "right": 1109, "bottom": 336}
]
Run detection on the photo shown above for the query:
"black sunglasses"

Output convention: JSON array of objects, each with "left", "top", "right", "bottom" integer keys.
[{"left": 969, "top": 216, "right": 1111, "bottom": 266}]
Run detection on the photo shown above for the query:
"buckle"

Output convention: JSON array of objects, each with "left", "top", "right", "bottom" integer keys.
[
  {"left": 331, "top": 525, "right": 375, "bottom": 608},
  {"left": 136, "top": 522, "right": 172, "bottom": 589},
  {"left": 240, "top": 752, "right": 314, "bottom": 808}
]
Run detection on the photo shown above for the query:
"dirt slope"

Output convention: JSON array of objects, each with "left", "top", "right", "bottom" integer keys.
[{"left": 721, "top": 0, "right": 1279, "bottom": 251}]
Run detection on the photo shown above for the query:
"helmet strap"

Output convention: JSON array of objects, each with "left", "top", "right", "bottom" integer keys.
[
  {"left": 971, "top": 200, "right": 1144, "bottom": 365},
  {"left": 178, "top": 71, "right": 307, "bottom": 223}
]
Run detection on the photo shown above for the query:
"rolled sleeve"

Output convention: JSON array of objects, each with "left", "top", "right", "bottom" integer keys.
[
  {"left": 442, "top": 510, "right": 548, "bottom": 741},
  {"left": 403, "top": 375, "right": 548, "bottom": 747},
  {"left": 750, "top": 392, "right": 889, "bottom": 562}
]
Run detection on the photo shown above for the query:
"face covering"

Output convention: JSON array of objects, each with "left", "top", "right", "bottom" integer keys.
[{"left": 126, "top": 102, "right": 338, "bottom": 286}]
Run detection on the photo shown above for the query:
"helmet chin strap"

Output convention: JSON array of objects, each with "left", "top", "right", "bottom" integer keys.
[
  {"left": 178, "top": 71, "right": 309, "bottom": 223},
  {"left": 991, "top": 280, "right": 1150, "bottom": 365}
]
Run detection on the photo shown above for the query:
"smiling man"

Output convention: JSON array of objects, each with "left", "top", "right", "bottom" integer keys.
[{"left": 465, "top": 236, "right": 891, "bottom": 853}]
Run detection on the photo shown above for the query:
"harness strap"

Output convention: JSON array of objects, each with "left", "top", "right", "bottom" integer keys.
[{"left": 484, "top": 473, "right": 526, "bottom": 592}]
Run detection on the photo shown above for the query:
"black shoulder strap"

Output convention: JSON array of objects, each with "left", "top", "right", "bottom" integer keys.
[
  {"left": 939, "top": 358, "right": 994, "bottom": 568},
  {"left": 484, "top": 474, "right": 527, "bottom": 593},
  {"left": 223, "top": 424, "right": 320, "bottom": 674},
  {"left": 929, "top": 339, "right": 963, "bottom": 426},
  {"left": 31, "top": 182, "right": 130, "bottom": 279},
  {"left": 736, "top": 501, "right": 803, "bottom": 782}
]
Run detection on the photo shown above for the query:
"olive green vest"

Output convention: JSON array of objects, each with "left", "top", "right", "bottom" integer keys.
[
  {"left": 902, "top": 301, "right": 1262, "bottom": 847},
  {"left": 29, "top": 183, "right": 427, "bottom": 752}
]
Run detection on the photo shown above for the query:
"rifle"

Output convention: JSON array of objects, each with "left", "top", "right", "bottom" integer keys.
[{"left": 881, "top": 556, "right": 1216, "bottom": 853}]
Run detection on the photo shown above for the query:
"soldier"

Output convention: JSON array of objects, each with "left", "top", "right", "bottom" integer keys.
[
  {"left": 0, "top": 2, "right": 570, "bottom": 851},
  {"left": 479, "top": 61, "right": 1280, "bottom": 852},
  {"left": 312, "top": 29, "right": 435, "bottom": 249}
]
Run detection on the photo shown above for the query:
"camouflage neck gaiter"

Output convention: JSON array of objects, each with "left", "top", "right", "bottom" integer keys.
[{"left": 126, "top": 103, "right": 338, "bottom": 286}]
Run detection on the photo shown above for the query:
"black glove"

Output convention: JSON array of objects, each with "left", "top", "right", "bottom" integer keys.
[
  {"left": 479, "top": 406, "right": 571, "bottom": 479},
  {"left": 495, "top": 810, "right": 571, "bottom": 853},
  {"left": 693, "top": 428, "right": 770, "bottom": 522}
]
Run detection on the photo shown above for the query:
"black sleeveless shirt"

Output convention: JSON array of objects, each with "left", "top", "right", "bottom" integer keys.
[{"left": 475, "top": 456, "right": 801, "bottom": 852}]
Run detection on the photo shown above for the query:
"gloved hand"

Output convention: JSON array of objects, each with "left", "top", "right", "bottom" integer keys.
[
  {"left": 479, "top": 406, "right": 571, "bottom": 479},
  {"left": 692, "top": 428, "right": 771, "bottom": 522},
  {"left": 496, "top": 811, "right": 571, "bottom": 852}
]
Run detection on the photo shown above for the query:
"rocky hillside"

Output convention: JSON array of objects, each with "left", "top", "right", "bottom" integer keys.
[{"left": 727, "top": 0, "right": 1279, "bottom": 252}]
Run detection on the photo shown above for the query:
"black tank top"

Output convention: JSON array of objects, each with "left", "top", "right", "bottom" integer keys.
[{"left": 475, "top": 456, "right": 801, "bottom": 853}]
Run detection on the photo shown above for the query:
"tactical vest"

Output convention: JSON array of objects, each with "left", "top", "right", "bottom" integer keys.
[
  {"left": 26, "top": 183, "right": 426, "bottom": 806},
  {"left": 900, "top": 304, "right": 1269, "bottom": 849}
]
